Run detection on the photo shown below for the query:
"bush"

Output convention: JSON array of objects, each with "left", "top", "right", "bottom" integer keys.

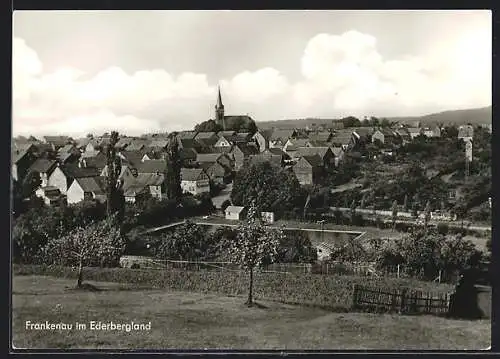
[{"left": 437, "top": 223, "right": 449, "bottom": 235}]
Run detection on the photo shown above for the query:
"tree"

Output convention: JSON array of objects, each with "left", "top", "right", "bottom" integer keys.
[
  {"left": 391, "top": 200, "right": 398, "bottom": 231},
  {"left": 194, "top": 119, "right": 222, "bottom": 133},
  {"left": 276, "top": 230, "right": 317, "bottom": 263},
  {"left": 105, "top": 131, "right": 124, "bottom": 222},
  {"left": 41, "top": 218, "right": 125, "bottom": 287},
  {"left": 165, "top": 136, "right": 182, "bottom": 202},
  {"left": 152, "top": 221, "right": 218, "bottom": 261},
  {"left": 424, "top": 201, "right": 432, "bottom": 232},
  {"left": 226, "top": 202, "right": 284, "bottom": 307},
  {"left": 231, "top": 162, "right": 305, "bottom": 215}
]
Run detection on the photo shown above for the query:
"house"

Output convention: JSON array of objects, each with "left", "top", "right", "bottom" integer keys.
[
  {"left": 293, "top": 155, "right": 323, "bottom": 185},
  {"left": 225, "top": 205, "right": 247, "bottom": 220},
  {"left": 294, "top": 147, "right": 335, "bottom": 169},
  {"left": 11, "top": 147, "right": 37, "bottom": 181},
  {"left": 78, "top": 152, "right": 108, "bottom": 172},
  {"left": 194, "top": 132, "right": 219, "bottom": 147},
  {"left": 179, "top": 148, "right": 198, "bottom": 167},
  {"left": 75, "top": 138, "right": 91, "bottom": 152},
  {"left": 126, "top": 140, "right": 151, "bottom": 152},
  {"left": 214, "top": 135, "right": 233, "bottom": 149},
  {"left": 200, "top": 161, "right": 232, "bottom": 185},
  {"left": 58, "top": 151, "right": 79, "bottom": 165},
  {"left": 48, "top": 164, "right": 101, "bottom": 194},
  {"left": 269, "top": 129, "right": 297, "bottom": 149},
  {"left": 217, "top": 130, "right": 237, "bottom": 138},
  {"left": 331, "top": 147, "right": 344, "bottom": 167},
  {"left": 395, "top": 128, "right": 411, "bottom": 144},
  {"left": 251, "top": 129, "right": 273, "bottom": 152},
  {"left": 231, "top": 144, "right": 260, "bottom": 170},
  {"left": 43, "top": 136, "right": 72, "bottom": 150},
  {"left": 34, "top": 186, "right": 64, "bottom": 206},
  {"left": 196, "top": 153, "right": 233, "bottom": 170},
  {"left": 352, "top": 127, "right": 374, "bottom": 144},
  {"left": 249, "top": 148, "right": 287, "bottom": 168},
  {"left": 122, "top": 172, "right": 166, "bottom": 202},
  {"left": 101, "top": 163, "right": 134, "bottom": 181},
  {"left": 283, "top": 138, "right": 310, "bottom": 156},
  {"left": 180, "top": 168, "right": 210, "bottom": 195},
  {"left": 66, "top": 176, "right": 107, "bottom": 204},
  {"left": 407, "top": 127, "right": 424, "bottom": 139},
  {"left": 308, "top": 131, "right": 332, "bottom": 143},
  {"left": 330, "top": 130, "right": 355, "bottom": 150},
  {"left": 423, "top": 126, "right": 441, "bottom": 138},
  {"left": 135, "top": 160, "right": 167, "bottom": 175},
  {"left": 458, "top": 125, "right": 474, "bottom": 142},
  {"left": 178, "top": 137, "right": 203, "bottom": 152},
  {"left": 147, "top": 139, "right": 169, "bottom": 153},
  {"left": 372, "top": 128, "right": 399, "bottom": 145},
  {"left": 231, "top": 132, "right": 252, "bottom": 144},
  {"left": 118, "top": 150, "right": 147, "bottom": 168},
  {"left": 27, "top": 159, "right": 58, "bottom": 187}
]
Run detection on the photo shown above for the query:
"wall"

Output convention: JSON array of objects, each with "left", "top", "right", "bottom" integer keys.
[
  {"left": 66, "top": 182, "right": 84, "bottom": 204},
  {"left": 48, "top": 167, "right": 68, "bottom": 194}
]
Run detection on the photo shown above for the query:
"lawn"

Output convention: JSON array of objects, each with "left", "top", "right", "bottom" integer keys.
[{"left": 12, "top": 276, "right": 490, "bottom": 350}]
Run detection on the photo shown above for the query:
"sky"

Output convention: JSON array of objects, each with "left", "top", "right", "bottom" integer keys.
[{"left": 12, "top": 10, "right": 492, "bottom": 137}]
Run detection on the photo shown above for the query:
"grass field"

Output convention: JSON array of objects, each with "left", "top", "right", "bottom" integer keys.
[{"left": 12, "top": 276, "right": 490, "bottom": 350}]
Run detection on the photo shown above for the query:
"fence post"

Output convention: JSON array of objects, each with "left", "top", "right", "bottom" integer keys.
[{"left": 400, "top": 288, "right": 407, "bottom": 314}]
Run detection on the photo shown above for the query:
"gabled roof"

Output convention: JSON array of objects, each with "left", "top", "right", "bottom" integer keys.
[
  {"left": 115, "top": 137, "right": 134, "bottom": 148},
  {"left": 254, "top": 129, "right": 274, "bottom": 141},
  {"left": 352, "top": 127, "right": 374, "bottom": 138},
  {"left": 177, "top": 131, "right": 198, "bottom": 140},
  {"left": 266, "top": 148, "right": 289, "bottom": 158},
  {"left": 195, "top": 132, "right": 217, "bottom": 139},
  {"left": 135, "top": 160, "right": 166, "bottom": 174},
  {"left": 60, "top": 165, "right": 101, "bottom": 179},
  {"left": 127, "top": 139, "right": 152, "bottom": 151},
  {"left": 43, "top": 136, "right": 72, "bottom": 146},
  {"left": 225, "top": 205, "right": 245, "bottom": 214},
  {"left": 57, "top": 144, "right": 77, "bottom": 154},
  {"left": 181, "top": 168, "right": 206, "bottom": 181},
  {"left": 249, "top": 153, "right": 282, "bottom": 167},
  {"left": 295, "top": 147, "right": 331, "bottom": 159},
  {"left": 232, "top": 132, "right": 251, "bottom": 143},
  {"left": 307, "top": 140, "right": 331, "bottom": 148},
  {"left": 179, "top": 148, "right": 198, "bottom": 161},
  {"left": 75, "top": 138, "right": 91, "bottom": 148},
  {"left": 285, "top": 138, "right": 310, "bottom": 151},
  {"left": 217, "top": 130, "right": 236, "bottom": 138},
  {"left": 233, "top": 143, "right": 259, "bottom": 156},
  {"left": 11, "top": 148, "right": 31, "bottom": 164},
  {"left": 196, "top": 153, "right": 223, "bottom": 163},
  {"left": 330, "top": 131, "right": 354, "bottom": 146},
  {"left": 80, "top": 155, "right": 107, "bottom": 170},
  {"left": 270, "top": 129, "right": 296, "bottom": 142},
  {"left": 149, "top": 139, "right": 169, "bottom": 149},
  {"left": 178, "top": 138, "right": 199, "bottom": 149},
  {"left": 28, "top": 159, "right": 57, "bottom": 174},
  {"left": 74, "top": 176, "right": 107, "bottom": 195},
  {"left": 123, "top": 172, "right": 164, "bottom": 192},
  {"left": 300, "top": 154, "right": 323, "bottom": 167},
  {"left": 308, "top": 131, "right": 332, "bottom": 143}
]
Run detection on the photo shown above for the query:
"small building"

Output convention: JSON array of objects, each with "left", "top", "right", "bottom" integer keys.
[
  {"left": 294, "top": 147, "right": 335, "bottom": 169},
  {"left": 48, "top": 164, "right": 101, "bottom": 194},
  {"left": 35, "top": 186, "right": 64, "bottom": 206},
  {"left": 372, "top": 128, "right": 398, "bottom": 145},
  {"left": 293, "top": 154, "right": 323, "bottom": 185},
  {"left": 231, "top": 144, "right": 259, "bottom": 170},
  {"left": 27, "top": 158, "right": 58, "bottom": 187},
  {"left": 200, "top": 161, "right": 232, "bottom": 185},
  {"left": 180, "top": 168, "right": 210, "bottom": 195},
  {"left": 66, "top": 176, "right": 107, "bottom": 204},
  {"left": 330, "top": 130, "right": 355, "bottom": 150},
  {"left": 251, "top": 129, "right": 273, "bottom": 152},
  {"left": 11, "top": 146, "right": 37, "bottom": 181},
  {"left": 225, "top": 205, "right": 247, "bottom": 220}
]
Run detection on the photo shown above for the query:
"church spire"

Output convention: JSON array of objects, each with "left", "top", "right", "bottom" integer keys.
[{"left": 215, "top": 84, "right": 225, "bottom": 130}]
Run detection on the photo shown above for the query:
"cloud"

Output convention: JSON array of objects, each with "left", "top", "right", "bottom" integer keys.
[{"left": 12, "top": 27, "right": 491, "bottom": 137}]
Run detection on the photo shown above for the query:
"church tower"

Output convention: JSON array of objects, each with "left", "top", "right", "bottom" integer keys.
[{"left": 215, "top": 85, "right": 225, "bottom": 130}]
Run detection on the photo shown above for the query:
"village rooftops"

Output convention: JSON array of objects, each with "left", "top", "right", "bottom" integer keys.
[
  {"left": 74, "top": 176, "right": 107, "bottom": 195},
  {"left": 135, "top": 160, "right": 166, "bottom": 174},
  {"left": 295, "top": 147, "right": 330, "bottom": 159},
  {"left": 196, "top": 153, "right": 224, "bottom": 163},
  {"left": 301, "top": 154, "right": 323, "bottom": 167},
  {"left": 61, "top": 164, "right": 101, "bottom": 178},
  {"left": 28, "top": 158, "right": 57, "bottom": 174},
  {"left": 180, "top": 168, "right": 206, "bottom": 181}
]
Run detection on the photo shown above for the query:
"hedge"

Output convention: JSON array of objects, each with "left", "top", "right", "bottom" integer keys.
[{"left": 14, "top": 265, "right": 453, "bottom": 311}]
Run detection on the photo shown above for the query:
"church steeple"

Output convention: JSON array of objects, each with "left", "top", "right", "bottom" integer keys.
[{"left": 215, "top": 85, "right": 225, "bottom": 130}]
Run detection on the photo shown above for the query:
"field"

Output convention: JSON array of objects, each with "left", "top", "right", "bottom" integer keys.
[{"left": 12, "top": 276, "right": 490, "bottom": 350}]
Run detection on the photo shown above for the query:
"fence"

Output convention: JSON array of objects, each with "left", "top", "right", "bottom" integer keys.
[{"left": 352, "top": 284, "right": 452, "bottom": 315}]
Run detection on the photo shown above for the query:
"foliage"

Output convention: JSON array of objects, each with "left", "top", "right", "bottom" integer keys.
[
  {"left": 226, "top": 202, "right": 284, "bottom": 305},
  {"left": 105, "top": 131, "right": 125, "bottom": 222},
  {"left": 221, "top": 200, "right": 231, "bottom": 212},
  {"left": 164, "top": 136, "right": 182, "bottom": 201},
  {"left": 40, "top": 218, "right": 126, "bottom": 287},
  {"left": 152, "top": 221, "right": 219, "bottom": 261},
  {"left": 194, "top": 119, "right": 223, "bottom": 133},
  {"left": 276, "top": 230, "right": 317, "bottom": 263},
  {"left": 231, "top": 162, "right": 305, "bottom": 214}
]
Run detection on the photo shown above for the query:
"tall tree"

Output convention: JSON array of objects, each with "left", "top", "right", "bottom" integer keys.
[
  {"left": 391, "top": 200, "right": 398, "bottom": 232},
  {"left": 165, "top": 135, "right": 182, "bottom": 202},
  {"left": 227, "top": 201, "right": 284, "bottom": 307},
  {"left": 105, "top": 131, "right": 124, "bottom": 222},
  {"left": 42, "top": 218, "right": 125, "bottom": 288}
]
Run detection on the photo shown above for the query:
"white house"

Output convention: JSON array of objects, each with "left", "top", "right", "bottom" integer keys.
[
  {"left": 225, "top": 206, "right": 246, "bottom": 220},
  {"left": 214, "top": 135, "right": 232, "bottom": 149},
  {"left": 180, "top": 168, "right": 210, "bottom": 195},
  {"left": 66, "top": 176, "right": 107, "bottom": 204}
]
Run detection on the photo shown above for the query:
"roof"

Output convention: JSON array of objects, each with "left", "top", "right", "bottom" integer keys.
[
  {"left": 123, "top": 173, "right": 164, "bottom": 192},
  {"left": 179, "top": 147, "right": 198, "bottom": 161},
  {"left": 285, "top": 138, "right": 310, "bottom": 151},
  {"left": 225, "top": 205, "right": 245, "bottom": 214},
  {"left": 135, "top": 160, "right": 166, "bottom": 174},
  {"left": 178, "top": 138, "right": 199, "bottom": 149},
  {"left": 331, "top": 147, "right": 344, "bottom": 157},
  {"left": 196, "top": 153, "right": 223, "bottom": 163},
  {"left": 74, "top": 176, "right": 107, "bottom": 195},
  {"left": 249, "top": 153, "right": 282, "bottom": 167},
  {"left": 330, "top": 132, "right": 354, "bottom": 146},
  {"left": 295, "top": 147, "right": 330, "bottom": 159},
  {"left": 57, "top": 144, "right": 76, "bottom": 154},
  {"left": 12, "top": 148, "right": 31, "bottom": 164},
  {"left": 75, "top": 138, "right": 91, "bottom": 148},
  {"left": 233, "top": 143, "right": 259, "bottom": 156},
  {"left": 308, "top": 131, "right": 332, "bottom": 142},
  {"left": 28, "top": 159, "right": 57, "bottom": 174},
  {"left": 195, "top": 132, "right": 217, "bottom": 139},
  {"left": 407, "top": 127, "right": 423, "bottom": 134},
  {"left": 218, "top": 130, "right": 236, "bottom": 138},
  {"left": 307, "top": 140, "right": 331, "bottom": 147},
  {"left": 395, "top": 128, "right": 410, "bottom": 137},
  {"left": 270, "top": 129, "right": 295, "bottom": 141},
  {"left": 127, "top": 140, "right": 151, "bottom": 151},
  {"left": 254, "top": 129, "right": 274, "bottom": 141},
  {"left": 80, "top": 156, "right": 107, "bottom": 170},
  {"left": 301, "top": 154, "right": 323, "bottom": 167},
  {"left": 352, "top": 127, "right": 374, "bottom": 138},
  {"left": 43, "top": 136, "right": 72, "bottom": 146},
  {"left": 181, "top": 168, "right": 206, "bottom": 181},
  {"left": 115, "top": 137, "right": 133, "bottom": 148},
  {"left": 148, "top": 140, "right": 169, "bottom": 150},
  {"left": 232, "top": 132, "right": 251, "bottom": 143},
  {"left": 60, "top": 165, "right": 101, "bottom": 179},
  {"left": 119, "top": 151, "right": 146, "bottom": 166},
  {"left": 177, "top": 131, "right": 198, "bottom": 139},
  {"left": 266, "top": 148, "right": 289, "bottom": 157}
]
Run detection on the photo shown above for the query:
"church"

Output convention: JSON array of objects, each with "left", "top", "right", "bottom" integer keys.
[{"left": 213, "top": 86, "right": 256, "bottom": 132}]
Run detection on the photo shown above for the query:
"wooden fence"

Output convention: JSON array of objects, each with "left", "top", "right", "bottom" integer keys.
[{"left": 352, "top": 284, "right": 452, "bottom": 316}]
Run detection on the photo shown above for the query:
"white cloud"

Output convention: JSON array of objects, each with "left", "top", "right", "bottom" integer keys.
[{"left": 12, "top": 27, "right": 491, "bottom": 137}]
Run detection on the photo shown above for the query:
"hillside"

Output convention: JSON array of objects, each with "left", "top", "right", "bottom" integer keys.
[{"left": 256, "top": 106, "right": 492, "bottom": 130}]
